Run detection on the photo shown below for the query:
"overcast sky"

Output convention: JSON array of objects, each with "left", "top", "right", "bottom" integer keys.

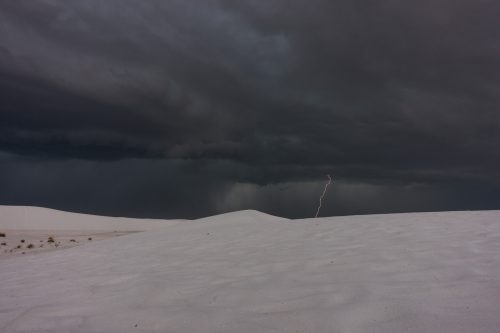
[{"left": 1, "top": 0, "right": 500, "bottom": 219}]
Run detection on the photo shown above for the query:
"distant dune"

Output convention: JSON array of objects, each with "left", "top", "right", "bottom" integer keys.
[
  {"left": 1, "top": 206, "right": 500, "bottom": 332},
  {"left": 0, "top": 205, "right": 183, "bottom": 231}
]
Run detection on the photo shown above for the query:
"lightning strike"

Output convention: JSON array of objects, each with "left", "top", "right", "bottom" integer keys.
[{"left": 315, "top": 174, "right": 332, "bottom": 218}]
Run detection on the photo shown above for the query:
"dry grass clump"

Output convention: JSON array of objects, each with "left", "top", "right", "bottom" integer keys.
[
  {"left": 0, "top": 232, "right": 5, "bottom": 237},
  {"left": 47, "top": 236, "right": 55, "bottom": 243}
]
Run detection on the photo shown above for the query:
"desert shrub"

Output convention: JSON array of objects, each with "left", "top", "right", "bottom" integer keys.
[
  {"left": 27, "top": 244, "right": 34, "bottom": 249},
  {"left": 88, "top": 237, "right": 92, "bottom": 241},
  {"left": 0, "top": 232, "right": 5, "bottom": 237},
  {"left": 20, "top": 239, "right": 25, "bottom": 243},
  {"left": 70, "top": 239, "right": 76, "bottom": 242},
  {"left": 1, "top": 242, "right": 6, "bottom": 246},
  {"left": 47, "top": 236, "right": 55, "bottom": 243},
  {"left": 16, "top": 245, "right": 21, "bottom": 249}
]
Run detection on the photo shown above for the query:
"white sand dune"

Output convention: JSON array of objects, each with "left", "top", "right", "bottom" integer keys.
[
  {"left": 1, "top": 206, "right": 500, "bottom": 332},
  {"left": 0, "top": 205, "right": 183, "bottom": 231}
]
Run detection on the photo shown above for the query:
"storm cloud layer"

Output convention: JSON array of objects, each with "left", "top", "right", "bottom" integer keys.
[{"left": 1, "top": 1, "right": 500, "bottom": 218}]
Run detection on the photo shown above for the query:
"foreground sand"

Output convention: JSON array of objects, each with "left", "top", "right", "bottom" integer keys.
[{"left": 1, "top": 206, "right": 500, "bottom": 332}]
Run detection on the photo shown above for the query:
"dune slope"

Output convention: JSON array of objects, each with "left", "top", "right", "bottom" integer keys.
[{"left": 1, "top": 208, "right": 500, "bottom": 332}]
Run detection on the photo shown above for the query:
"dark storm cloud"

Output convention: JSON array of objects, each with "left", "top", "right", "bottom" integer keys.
[{"left": 1, "top": 0, "right": 500, "bottom": 217}]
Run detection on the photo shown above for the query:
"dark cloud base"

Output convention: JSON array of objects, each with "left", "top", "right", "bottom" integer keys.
[{"left": 1, "top": 153, "right": 499, "bottom": 219}]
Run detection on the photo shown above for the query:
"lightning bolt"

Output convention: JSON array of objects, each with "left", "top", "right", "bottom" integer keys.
[{"left": 315, "top": 174, "right": 332, "bottom": 218}]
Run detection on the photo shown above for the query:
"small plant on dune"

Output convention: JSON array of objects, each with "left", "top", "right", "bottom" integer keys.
[
  {"left": 0, "top": 232, "right": 5, "bottom": 237},
  {"left": 88, "top": 237, "right": 92, "bottom": 241},
  {"left": 16, "top": 245, "right": 21, "bottom": 249},
  {"left": 27, "top": 244, "right": 34, "bottom": 249},
  {"left": 47, "top": 236, "right": 55, "bottom": 243},
  {"left": 70, "top": 239, "right": 76, "bottom": 242},
  {"left": 1, "top": 242, "right": 6, "bottom": 246},
  {"left": 20, "top": 239, "right": 25, "bottom": 243}
]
